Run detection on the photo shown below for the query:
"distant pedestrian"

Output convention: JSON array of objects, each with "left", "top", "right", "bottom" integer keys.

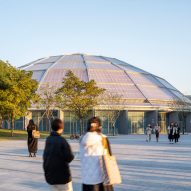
[
  {"left": 154, "top": 124, "right": 160, "bottom": 142},
  {"left": 80, "top": 117, "right": 114, "bottom": 191},
  {"left": 174, "top": 122, "right": 180, "bottom": 143},
  {"left": 27, "top": 119, "right": 38, "bottom": 157},
  {"left": 167, "top": 122, "right": 174, "bottom": 143},
  {"left": 43, "top": 118, "right": 74, "bottom": 191},
  {"left": 177, "top": 123, "right": 181, "bottom": 142},
  {"left": 146, "top": 124, "right": 152, "bottom": 142}
]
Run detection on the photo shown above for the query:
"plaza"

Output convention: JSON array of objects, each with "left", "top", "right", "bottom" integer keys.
[{"left": 0, "top": 135, "right": 191, "bottom": 191}]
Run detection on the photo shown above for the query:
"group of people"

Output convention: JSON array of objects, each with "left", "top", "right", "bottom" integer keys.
[
  {"left": 146, "top": 123, "right": 161, "bottom": 142},
  {"left": 27, "top": 117, "right": 115, "bottom": 191},
  {"left": 145, "top": 122, "right": 181, "bottom": 143},
  {"left": 167, "top": 122, "right": 181, "bottom": 143},
  {"left": 26, "top": 118, "right": 182, "bottom": 191}
]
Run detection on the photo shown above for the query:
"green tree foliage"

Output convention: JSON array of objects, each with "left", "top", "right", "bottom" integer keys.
[
  {"left": 56, "top": 70, "right": 105, "bottom": 135},
  {"left": 0, "top": 60, "right": 38, "bottom": 136}
]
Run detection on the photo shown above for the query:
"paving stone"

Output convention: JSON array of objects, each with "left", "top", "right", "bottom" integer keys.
[{"left": 0, "top": 134, "right": 191, "bottom": 191}]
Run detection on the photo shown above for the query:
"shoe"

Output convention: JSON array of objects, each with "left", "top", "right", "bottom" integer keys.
[
  {"left": 33, "top": 153, "right": 36, "bottom": 157},
  {"left": 29, "top": 153, "right": 32, "bottom": 157}
]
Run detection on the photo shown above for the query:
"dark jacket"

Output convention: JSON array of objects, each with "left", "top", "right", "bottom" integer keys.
[{"left": 43, "top": 131, "right": 74, "bottom": 185}]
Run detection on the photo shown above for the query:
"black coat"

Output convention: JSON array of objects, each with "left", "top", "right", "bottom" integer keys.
[
  {"left": 43, "top": 131, "right": 74, "bottom": 185},
  {"left": 27, "top": 125, "right": 38, "bottom": 153}
]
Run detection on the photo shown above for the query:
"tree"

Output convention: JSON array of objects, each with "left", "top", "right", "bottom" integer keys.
[
  {"left": 56, "top": 70, "right": 105, "bottom": 135},
  {"left": 169, "top": 96, "right": 191, "bottom": 134},
  {"left": 0, "top": 60, "right": 38, "bottom": 136},
  {"left": 99, "top": 91, "right": 125, "bottom": 136},
  {"left": 36, "top": 84, "right": 58, "bottom": 131}
]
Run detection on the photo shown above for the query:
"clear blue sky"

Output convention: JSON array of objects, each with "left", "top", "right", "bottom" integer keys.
[{"left": 0, "top": 0, "right": 191, "bottom": 94}]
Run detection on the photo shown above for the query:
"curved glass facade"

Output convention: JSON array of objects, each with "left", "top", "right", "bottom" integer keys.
[
  {"left": 16, "top": 54, "right": 191, "bottom": 134},
  {"left": 19, "top": 54, "right": 190, "bottom": 107}
]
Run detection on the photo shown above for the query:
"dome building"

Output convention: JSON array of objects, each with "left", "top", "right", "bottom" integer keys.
[{"left": 19, "top": 54, "right": 191, "bottom": 134}]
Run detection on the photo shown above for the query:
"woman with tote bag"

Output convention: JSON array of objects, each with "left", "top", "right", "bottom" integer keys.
[
  {"left": 27, "top": 119, "right": 39, "bottom": 157},
  {"left": 80, "top": 117, "right": 121, "bottom": 191}
]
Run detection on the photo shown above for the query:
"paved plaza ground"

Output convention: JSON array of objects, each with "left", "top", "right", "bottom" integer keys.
[{"left": 0, "top": 134, "right": 191, "bottom": 191}]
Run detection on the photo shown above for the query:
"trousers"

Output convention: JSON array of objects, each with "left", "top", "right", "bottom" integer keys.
[{"left": 50, "top": 182, "right": 73, "bottom": 191}]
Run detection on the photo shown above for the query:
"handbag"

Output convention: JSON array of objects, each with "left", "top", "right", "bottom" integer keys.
[
  {"left": 102, "top": 136, "right": 122, "bottom": 185},
  {"left": 32, "top": 126, "right": 40, "bottom": 139}
]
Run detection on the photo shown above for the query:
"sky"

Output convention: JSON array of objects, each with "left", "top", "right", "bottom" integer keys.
[{"left": 0, "top": 0, "right": 191, "bottom": 94}]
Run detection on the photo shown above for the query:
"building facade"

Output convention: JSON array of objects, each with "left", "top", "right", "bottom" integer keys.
[{"left": 10, "top": 54, "right": 191, "bottom": 134}]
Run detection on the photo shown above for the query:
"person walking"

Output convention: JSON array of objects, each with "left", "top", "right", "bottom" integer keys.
[
  {"left": 43, "top": 118, "right": 74, "bottom": 191},
  {"left": 27, "top": 119, "right": 38, "bottom": 157},
  {"left": 174, "top": 122, "right": 180, "bottom": 143},
  {"left": 146, "top": 124, "right": 152, "bottom": 142},
  {"left": 154, "top": 124, "right": 160, "bottom": 142},
  {"left": 167, "top": 122, "right": 174, "bottom": 143},
  {"left": 177, "top": 123, "right": 181, "bottom": 142},
  {"left": 80, "top": 117, "right": 114, "bottom": 191}
]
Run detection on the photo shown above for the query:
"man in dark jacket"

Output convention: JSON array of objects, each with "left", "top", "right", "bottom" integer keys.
[{"left": 43, "top": 118, "right": 74, "bottom": 191}]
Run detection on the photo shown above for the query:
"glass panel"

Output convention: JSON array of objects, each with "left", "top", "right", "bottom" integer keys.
[
  {"left": 170, "top": 90, "right": 191, "bottom": 103},
  {"left": 104, "top": 57, "right": 148, "bottom": 74},
  {"left": 129, "top": 73, "right": 164, "bottom": 87},
  {"left": 84, "top": 55, "right": 107, "bottom": 63},
  {"left": 156, "top": 77, "right": 176, "bottom": 90},
  {"left": 54, "top": 55, "right": 85, "bottom": 69},
  {"left": 14, "top": 118, "right": 24, "bottom": 130},
  {"left": 32, "top": 70, "right": 45, "bottom": 82},
  {"left": 158, "top": 112, "right": 167, "bottom": 133},
  {"left": 88, "top": 70, "right": 133, "bottom": 84},
  {"left": 63, "top": 111, "right": 71, "bottom": 134},
  {"left": 86, "top": 62, "right": 119, "bottom": 70},
  {"left": 2, "top": 120, "right": 9, "bottom": 129},
  {"left": 63, "top": 111, "right": 93, "bottom": 134},
  {"left": 32, "top": 110, "right": 58, "bottom": 132},
  {"left": 83, "top": 55, "right": 119, "bottom": 70},
  {"left": 95, "top": 111, "right": 109, "bottom": 134},
  {"left": 98, "top": 84, "right": 145, "bottom": 99},
  {"left": 95, "top": 110, "right": 120, "bottom": 135},
  {"left": 41, "top": 69, "right": 88, "bottom": 88},
  {"left": 26, "top": 63, "right": 53, "bottom": 71},
  {"left": 138, "top": 85, "right": 174, "bottom": 100},
  {"left": 19, "top": 58, "right": 45, "bottom": 69},
  {"left": 39, "top": 56, "right": 62, "bottom": 63},
  {"left": 32, "top": 111, "right": 43, "bottom": 131}
]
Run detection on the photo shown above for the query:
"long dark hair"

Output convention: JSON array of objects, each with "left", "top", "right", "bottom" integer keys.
[
  {"left": 27, "top": 119, "right": 35, "bottom": 129},
  {"left": 87, "top": 117, "right": 102, "bottom": 133}
]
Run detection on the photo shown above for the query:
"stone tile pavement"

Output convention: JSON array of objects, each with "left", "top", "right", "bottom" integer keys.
[{"left": 0, "top": 134, "right": 191, "bottom": 191}]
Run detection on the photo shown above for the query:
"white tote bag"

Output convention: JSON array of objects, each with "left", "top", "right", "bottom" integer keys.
[{"left": 102, "top": 136, "right": 122, "bottom": 185}]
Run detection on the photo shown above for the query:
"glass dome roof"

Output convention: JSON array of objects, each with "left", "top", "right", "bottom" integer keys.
[{"left": 20, "top": 54, "right": 190, "bottom": 108}]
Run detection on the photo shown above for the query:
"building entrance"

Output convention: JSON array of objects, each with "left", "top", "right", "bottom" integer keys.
[
  {"left": 158, "top": 112, "right": 167, "bottom": 133},
  {"left": 128, "top": 112, "right": 144, "bottom": 134},
  {"left": 131, "top": 121, "right": 138, "bottom": 134}
]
